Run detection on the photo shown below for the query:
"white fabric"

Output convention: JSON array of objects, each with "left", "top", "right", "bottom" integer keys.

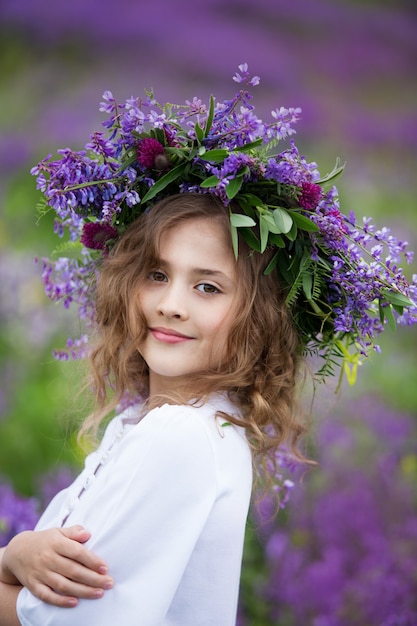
[{"left": 17, "top": 394, "right": 252, "bottom": 626}]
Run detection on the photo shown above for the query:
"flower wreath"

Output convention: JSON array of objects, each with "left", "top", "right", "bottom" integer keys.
[{"left": 33, "top": 63, "right": 417, "bottom": 387}]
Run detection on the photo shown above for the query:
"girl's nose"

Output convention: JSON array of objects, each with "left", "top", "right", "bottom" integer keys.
[{"left": 157, "top": 284, "right": 189, "bottom": 320}]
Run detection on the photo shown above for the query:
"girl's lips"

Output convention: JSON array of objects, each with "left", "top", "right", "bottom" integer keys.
[{"left": 150, "top": 328, "right": 194, "bottom": 344}]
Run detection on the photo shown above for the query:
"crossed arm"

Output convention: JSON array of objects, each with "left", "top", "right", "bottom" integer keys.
[
  {"left": 0, "top": 579, "right": 20, "bottom": 626},
  {"left": 0, "top": 526, "right": 113, "bottom": 625}
]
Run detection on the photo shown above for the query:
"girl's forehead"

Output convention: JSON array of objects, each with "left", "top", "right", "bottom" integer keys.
[
  {"left": 156, "top": 217, "right": 237, "bottom": 275},
  {"left": 157, "top": 216, "right": 231, "bottom": 251}
]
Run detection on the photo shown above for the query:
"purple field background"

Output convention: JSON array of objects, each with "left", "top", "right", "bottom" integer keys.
[
  {"left": 1, "top": 1, "right": 417, "bottom": 623},
  {"left": 1, "top": 0, "right": 416, "bottom": 192}
]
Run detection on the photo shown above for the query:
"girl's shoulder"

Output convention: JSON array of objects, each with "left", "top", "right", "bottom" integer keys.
[
  {"left": 109, "top": 393, "right": 245, "bottom": 450},
  {"left": 99, "top": 393, "right": 245, "bottom": 450},
  {"left": 137, "top": 393, "right": 249, "bottom": 457},
  {"left": 142, "top": 392, "right": 241, "bottom": 427},
  {"left": 100, "top": 395, "right": 251, "bottom": 493}
]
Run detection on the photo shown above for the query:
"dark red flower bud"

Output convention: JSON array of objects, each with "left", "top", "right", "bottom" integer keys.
[
  {"left": 299, "top": 182, "right": 322, "bottom": 210},
  {"left": 80, "top": 222, "right": 118, "bottom": 250},
  {"left": 136, "top": 138, "right": 166, "bottom": 169}
]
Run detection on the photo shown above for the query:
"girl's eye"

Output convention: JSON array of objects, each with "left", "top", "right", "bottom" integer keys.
[
  {"left": 196, "top": 283, "right": 220, "bottom": 294},
  {"left": 148, "top": 271, "right": 167, "bottom": 283}
]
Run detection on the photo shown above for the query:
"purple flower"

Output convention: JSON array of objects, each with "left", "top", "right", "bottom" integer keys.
[
  {"left": 233, "top": 63, "right": 260, "bottom": 86},
  {"left": 85, "top": 131, "right": 116, "bottom": 159},
  {"left": 250, "top": 396, "right": 417, "bottom": 625},
  {"left": 0, "top": 483, "right": 40, "bottom": 546},
  {"left": 269, "top": 106, "right": 302, "bottom": 140},
  {"left": 266, "top": 141, "right": 319, "bottom": 185},
  {"left": 0, "top": 470, "right": 76, "bottom": 547}
]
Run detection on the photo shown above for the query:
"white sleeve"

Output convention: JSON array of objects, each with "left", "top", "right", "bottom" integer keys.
[{"left": 17, "top": 406, "right": 218, "bottom": 626}]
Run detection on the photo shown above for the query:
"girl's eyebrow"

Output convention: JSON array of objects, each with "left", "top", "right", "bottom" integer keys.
[
  {"left": 192, "top": 268, "right": 230, "bottom": 278},
  {"left": 157, "top": 258, "right": 233, "bottom": 281}
]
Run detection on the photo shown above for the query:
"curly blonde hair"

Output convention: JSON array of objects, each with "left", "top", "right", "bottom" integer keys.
[{"left": 82, "top": 193, "right": 309, "bottom": 476}]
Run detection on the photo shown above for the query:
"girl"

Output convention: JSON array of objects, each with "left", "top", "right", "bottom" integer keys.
[
  {"left": 0, "top": 193, "right": 303, "bottom": 625},
  {"left": 1, "top": 63, "right": 415, "bottom": 624}
]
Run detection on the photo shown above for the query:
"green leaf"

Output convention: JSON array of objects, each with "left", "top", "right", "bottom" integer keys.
[
  {"left": 120, "top": 152, "right": 138, "bottom": 170},
  {"left": 382, "top": 290, "right": 414, "bottom": 308},
  {"left": 240, "top": 227, "right": 261, "bottom": 252},
  {"left": 199, "top": 149, "right": 229, "bottom": 163},
  {"left": 141, "top": 163, "right": 187, "bottom": 203},
  {"left": 194, "top": 122, "right": 204, "bottom": 143},
  {"left": 308, "top": 298, "right": 327, "bottom": 316},
  {"left": 317, "top": 157, "right": 345, "bottom": 185},
  {"left": 238, "top": 193, "right": 264, "bottom": 207},
  {"left": 199, "top": 175, "right": 221, "bottom": 188},
  {"left": 236, "top": 197, "right": 256, "bottom": 219},
  {"left": 264, "top": 251, "right": 279, "bottom": 275},
  {"left": 269, "top": 233, "right": 285, "bottom": 248},
  {"left": 234, "top": 138, "right": 263, "bottom": 152},
  {"left": 229, "top": 213, "right": 256, "bottom": 228},
  {"left": 204, "top": 95, "right": 215, "bottom": 137},
  {"left": 260, "top": 212, "right": 282, "bottom": 234},
  {"left": 166, "top": 147, "right": 188, "bottom": 163},
  {"left": 283, "top": 250, "right": 313, "bottom": 307},
  {"left": 273, "top": 207, "right": 293, "bottom": 234},
  {"left": 285, "top": 220, "right": 298, "bottom": 241},
  {"left": 36, "top": 197, "right": 50, "bottom": 221},
  {"left": 383, "top": 303, "right": 397, "bottom": 331},
  {"left": 378, "top": 299, "right": 384, "bottom": 324},
  {"left": 392, "top": 304, "right": 404, "bottom": 315},
  {"left": 230, "top": 224, "right": 239, "bottom": 259},
  {"left": 152, "top": 127, "right": 167, "bottom": 144},
  {"left": 51, "top": 240, "right": 84, "bottom": 259},
  {"left": 259, "top": 215, "right": 269, "bottom": 253},
  {"left": 291, "top": 211, "right": 320, "bottom": 232},
  {"left": 302, "top": 271, "right": 313, "bottom": 300},
  {"left": 226, "top": 176, "right": 243, "bottom": 200}
]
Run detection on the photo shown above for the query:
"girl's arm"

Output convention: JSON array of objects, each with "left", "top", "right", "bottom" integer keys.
[
  {"left": 0, "top": 580, "right": 21, "bottom": 626},
  {"left": 0, "top": 526, "right": 113, "bottom": 608},
  {"left": 16, "top": 408, "right": 220, "bottom": 624}
]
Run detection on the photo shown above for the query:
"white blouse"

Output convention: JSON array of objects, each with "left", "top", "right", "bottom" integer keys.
[{"left": 16, "top": 394, "right": 252, "bottom": 626}]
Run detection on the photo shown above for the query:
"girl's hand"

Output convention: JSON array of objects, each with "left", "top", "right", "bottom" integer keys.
[{"left": 1, "top": 525, "right": 113, "bottom": 608}]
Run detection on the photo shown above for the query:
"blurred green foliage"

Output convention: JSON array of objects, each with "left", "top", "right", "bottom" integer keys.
[{"left": 0, "top": 171, "right": 85, "bottom": 494}]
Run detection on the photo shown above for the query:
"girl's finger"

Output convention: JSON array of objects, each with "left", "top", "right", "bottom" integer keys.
[
  {"left": 59, "top": 540, "right": 109, "bottom": 574},
  {"left": 53, "top": 556, "right": 114, "bottom": 589},
  {"left": 31, "top": 582, "right": 79, "bottom": 608},
  {"left": 43, "top": 571, "right": 112, "bottom": 600}
]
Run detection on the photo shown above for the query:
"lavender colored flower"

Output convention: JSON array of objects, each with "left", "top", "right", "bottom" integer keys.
[
  {"left": 85, "top": 132, "right": 117, "bottom": 159},
  {"left": 265, "top": 140, "right": 319, "bottom": 185},
  {"left": 0, "top": 468, "right": 77, "bottom": 547},
  {"left": 249, "top": 397, "right": 417, "bottom": 625},
  {"left": 233, "top": 62, "right": 260, "bottom": 86},
  {"left": 269, "top": 106, "right": 302, "bottom": 140},
  {"left": 0, "top": 483, "right": 40, "bottom": 546}
]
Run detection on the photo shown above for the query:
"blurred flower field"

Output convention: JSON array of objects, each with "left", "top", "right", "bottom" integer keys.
[{"left": 1, "top": 0, "right": 416, "bottom": 623}]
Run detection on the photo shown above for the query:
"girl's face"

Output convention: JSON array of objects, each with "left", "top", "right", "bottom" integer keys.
[{"left": 137, "top": 217, "right": 239, "bottom": 397}]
